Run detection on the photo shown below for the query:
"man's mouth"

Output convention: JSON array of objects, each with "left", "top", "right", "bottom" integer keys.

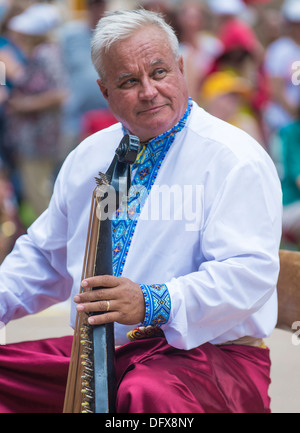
[{"left": 138, "top": 104, "right": 166, "bottom": 115}]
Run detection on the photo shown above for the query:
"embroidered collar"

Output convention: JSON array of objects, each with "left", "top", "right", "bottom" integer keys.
[
  {"left": 112, "top": 98, "right": 193, "bottom": 277},
  {"left": 122, "top": 97, "right": 193, "bottom": 164}
]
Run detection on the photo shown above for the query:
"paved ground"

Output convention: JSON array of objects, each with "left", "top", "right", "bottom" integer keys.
[
  {"left": 1, "top": 301, "right": 299, "bottom": 413},
  {"left": 266, "top": 328, "right": 300, "bottom": 413}
]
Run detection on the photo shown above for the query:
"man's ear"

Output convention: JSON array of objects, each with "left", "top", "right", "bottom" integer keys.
[
  {"left": 97, "top": 78, "right": 108, "bottom": 100},
  {"left": 178, "top": 55, "right": 185, "bottom": 75}
]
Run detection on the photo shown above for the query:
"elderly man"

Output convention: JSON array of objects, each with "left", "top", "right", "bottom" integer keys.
[{"left": 0, "top": 9, "right": 282, "bottom": 413}]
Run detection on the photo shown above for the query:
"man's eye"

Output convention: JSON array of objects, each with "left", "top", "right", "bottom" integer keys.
[
  {"left": 120, "top": 78, "right": 137, "bottom": 89},
  {"left": 154, "top": 69, "right": 167, "bottom": 79}
]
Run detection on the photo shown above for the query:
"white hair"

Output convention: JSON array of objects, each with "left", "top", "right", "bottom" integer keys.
[{"left": 91, "top": 9, "right": 179, "bottom": 79}]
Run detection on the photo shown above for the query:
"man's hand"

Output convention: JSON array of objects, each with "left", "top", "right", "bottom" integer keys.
[{"left": 74, "top": 275, "right": 145, "bottom": 326}]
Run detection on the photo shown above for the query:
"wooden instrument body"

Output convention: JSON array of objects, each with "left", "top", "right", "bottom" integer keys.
[
  {"left": 63, "top": 189, "right": 116, "bottom": 413},
  {"left": 63, "top": 135, "right": 140, "bottom": 413}
]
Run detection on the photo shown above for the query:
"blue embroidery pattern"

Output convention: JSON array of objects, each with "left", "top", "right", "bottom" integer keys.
[
  {"left": 140, "top": 284, "right": 171, "bottom": 327},
  {"left": 112, "top": 98, "right": 193, "bottom": 328}
]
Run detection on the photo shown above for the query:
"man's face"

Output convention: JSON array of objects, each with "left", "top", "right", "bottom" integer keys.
[{"left": 97, "top": 26, "right": 189, "bottom": 142}]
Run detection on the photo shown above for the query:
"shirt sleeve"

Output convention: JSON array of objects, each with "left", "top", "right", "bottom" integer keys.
[{"left": 162, "top": 159, "right": 282, "bottom": 350}]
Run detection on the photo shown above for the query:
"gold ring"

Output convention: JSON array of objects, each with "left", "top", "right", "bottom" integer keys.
[{"left": 106, "top": 300, "right": 110, "bottom": 312}]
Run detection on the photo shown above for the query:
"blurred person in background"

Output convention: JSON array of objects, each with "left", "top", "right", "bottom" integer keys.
[
  {"left": 263, "top": 0, "right": 300, "bottom": 175},
  {"left": 140, "top": 0, "right": 173, "bottom": 17},
  {"left": 278, "top": 103, "right": 300, "bottom": 246},
  {"left": 4, "top": 3, "right": 67, "bottom": 222},
  {"left": 0, "top": 0, "right": 30, "bottom": 201},
  {"left": 0, "top": 1, "right": 27, "bottom": 252},
  {"left": 208, "top": 0, "right": 247, "bottom": 33},
  {"left": 203, "top": 5, "right": 268, "bottom": 147},
  {"left": 201, "top": 70, "right": 265, "bottom": 145},
  {"left": 173, "top": 0, "right": 222, "bottom": 101},
  {"left": 236, "top": 0, "right": 280, "bottom": 47},
  {"left": 0, "top": 0, "right": 28, "bottom": 89},
  {"left": 254, "top": 6, "right": 283, "bottom": 48},
  {"left": 58, "top": 0, "right": 109, "bottom": 160}
]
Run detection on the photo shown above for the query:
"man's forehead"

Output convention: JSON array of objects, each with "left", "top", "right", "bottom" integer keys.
[
  {"left": 113, "top": 57, "right": 170, "bottom": 84},
  {"left": 102, "top": 27, "right": 174, "bottom": 81},
  {"left": 114, "top": 25, "right": 170, "bottom": 55}
]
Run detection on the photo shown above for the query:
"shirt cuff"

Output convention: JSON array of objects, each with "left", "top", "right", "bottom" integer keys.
[{"left": 140, "top": 283, "right": 171, "bottom": 327}]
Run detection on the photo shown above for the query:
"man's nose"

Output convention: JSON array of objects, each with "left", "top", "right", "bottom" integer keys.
[{"left": 139, "top": 77, "right": 158, "bottom": 100}]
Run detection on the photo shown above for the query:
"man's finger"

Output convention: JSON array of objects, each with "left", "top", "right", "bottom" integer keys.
[
  {"left": 81, "top": 274, "right": 120, "bottom": 289},
  {"left": 76, "top": 299, "right": 115, "bottom": 314},
  {"left": 88, "top": 312, "right": 118, "bottom": 325},
  {"left": 74, "top": 287, "right": 116, "bottom": 304}
]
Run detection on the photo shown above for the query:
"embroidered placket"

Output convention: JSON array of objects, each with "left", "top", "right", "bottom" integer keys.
[{"left": 112, "top": 98, "right": 193, "bottom": 327}]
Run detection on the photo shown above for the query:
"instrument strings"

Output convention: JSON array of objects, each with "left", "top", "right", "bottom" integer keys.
[{"left": 63, "top": 175, "right": 107, "bottom": 413}]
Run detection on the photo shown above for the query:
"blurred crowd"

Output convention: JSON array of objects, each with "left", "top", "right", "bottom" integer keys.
[{"left": 0, "top": 0, "right": 299, "bottom": 262}]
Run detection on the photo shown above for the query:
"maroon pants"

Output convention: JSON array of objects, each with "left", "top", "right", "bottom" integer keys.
[{"left": 0, "top": 335, "right": 271, "bottom": 413}]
